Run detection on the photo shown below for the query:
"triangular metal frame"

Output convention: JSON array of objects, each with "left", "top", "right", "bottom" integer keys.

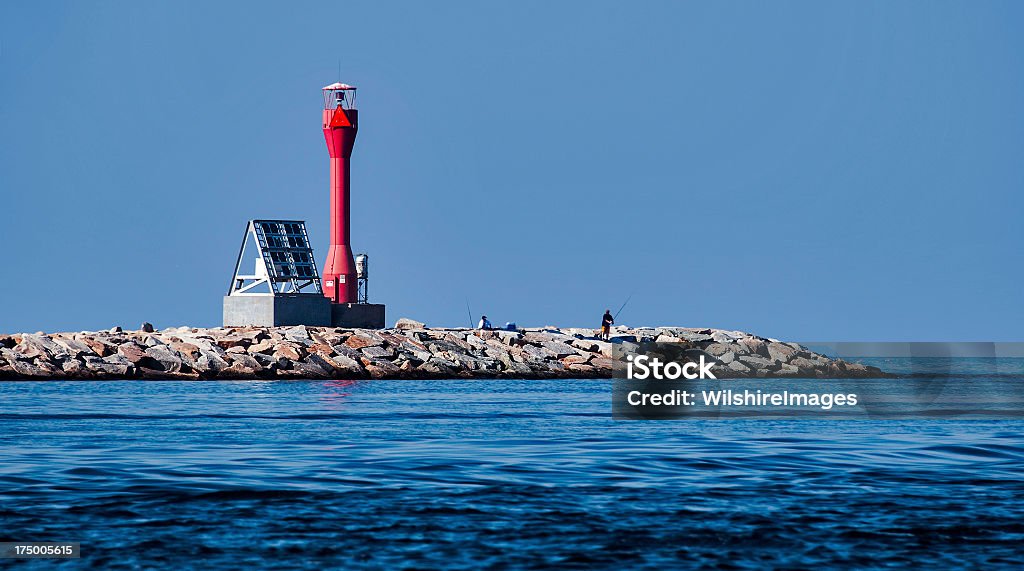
[{"left": 227, "top": 220, "right": 323, "bottom": 296}]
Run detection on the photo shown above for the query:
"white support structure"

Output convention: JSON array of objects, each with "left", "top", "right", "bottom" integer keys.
[{"left": 228, "top": 220, "right": 323, "bottom": 297}]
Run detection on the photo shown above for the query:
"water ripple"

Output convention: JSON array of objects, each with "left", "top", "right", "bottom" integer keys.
[{"left": 0, "top": 378, "right": 1022, "bottom": 569}]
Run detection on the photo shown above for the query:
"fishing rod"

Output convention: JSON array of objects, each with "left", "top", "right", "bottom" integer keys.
[
  {"left": 465, "top": 300, "right": 474, "bottom": 329},
  {"left": 613, "top": 293, "right": 633, "bottom": 320}
]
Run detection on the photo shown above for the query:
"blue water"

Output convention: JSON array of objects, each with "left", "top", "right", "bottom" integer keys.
[{"left": 2, "top": 364, "right": 1023, "bottom": 568}]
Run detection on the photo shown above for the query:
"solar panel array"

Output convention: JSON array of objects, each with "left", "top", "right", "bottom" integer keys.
[{"left": 252, "top": 220, "right": 322, "bottom": 294}]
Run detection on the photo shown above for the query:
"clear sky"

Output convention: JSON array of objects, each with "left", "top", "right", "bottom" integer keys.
[{"left": 1, "top": 1, "right": 1021, "bottom": 340}]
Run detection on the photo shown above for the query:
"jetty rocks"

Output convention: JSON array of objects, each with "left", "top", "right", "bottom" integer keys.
[{"left": 0, "top": 323, "right": 886, "bottom": 380}]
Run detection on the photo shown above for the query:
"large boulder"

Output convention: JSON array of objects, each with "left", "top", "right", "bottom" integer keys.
[
  {"left": 739, "top": 355, "right": 775, "bottom": 370},
  {"left": 767, "top": 342, "right": 798, "bottom": 362},
  {"left": 541, "top": 341, "right": 577, "bottom": 358},
  {"left": 394, "top": 318, "right": 426, "bottom": 330},
  {"left": 702, "top": 343, "right": 733, "bottom": 357},
  {"left": 273, "top": 343, "right": 306, "bottom": 361},
  {"left": 14, "top": 334, "right": 62, "bottom": 360},
  {"left": 144, "top": 345, "right": 183, "bottom": 373},
  {"left": 361, "top": 345, "right": 394, "bottom": 359},
  {"left": 345, "top": 333, "right": 382, "bottom": 349},
  {"left": 53, "top": 336, "right": 94, "bottom": 358},
  {"left": 282, "top": 325, "right": 311, "bottom": 343},
  {"left": 737, "top": 337, "right": 770, "bottom": 358},
  {"left": 76, "top": 335, "right": 115, "bottom": 357},
  {"left": 222, "top": 354, "right": 261, "bottom": 377}
]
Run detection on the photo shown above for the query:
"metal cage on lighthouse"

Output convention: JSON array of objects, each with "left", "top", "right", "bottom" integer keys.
[{"left": 323, "top": 82, "right": 357, "bottom": 110}]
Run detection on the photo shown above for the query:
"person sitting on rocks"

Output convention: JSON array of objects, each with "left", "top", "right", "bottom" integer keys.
[
  {"left": 600, "top": 309, "right": 614, "bottom": 340},
  {"left": 478, "top": 315, "right": 493, "bottom": 330}
]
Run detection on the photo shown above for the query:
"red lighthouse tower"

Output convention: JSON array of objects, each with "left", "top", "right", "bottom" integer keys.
[
  {"left": 222, "top": 82, "right": 384, "bottom": 329},
  {"left": 321, "top": 82, "right": 358, "bottom": 304}
]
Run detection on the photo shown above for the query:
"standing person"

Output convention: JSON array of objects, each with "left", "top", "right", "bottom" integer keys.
[
  {"left": 478, "top": 315, "right": 492, "bottom": 330},
  {"left": 600, "top": 309, "right": 614, "bottom": 340}
]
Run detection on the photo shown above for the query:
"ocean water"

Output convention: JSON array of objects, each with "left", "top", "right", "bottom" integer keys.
[{"left": 2, "top": 361, "right": 1023, "bottom": 569}]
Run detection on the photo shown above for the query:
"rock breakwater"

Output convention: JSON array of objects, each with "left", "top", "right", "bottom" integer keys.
[{"left": 0, "top": 323, "right": 885, "bottom": 380}]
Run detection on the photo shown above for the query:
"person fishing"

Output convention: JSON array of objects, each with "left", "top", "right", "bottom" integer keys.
[
  {"left": 600, "top": 309, "right": 614, "bottom": 340},
  {"left": 478, "top": 315, "right": 493, "bottom": 330}
]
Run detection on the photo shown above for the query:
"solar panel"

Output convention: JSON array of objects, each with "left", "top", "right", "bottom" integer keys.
[{"left": 227, "top": 220, "right": 323, "bottom": 296}]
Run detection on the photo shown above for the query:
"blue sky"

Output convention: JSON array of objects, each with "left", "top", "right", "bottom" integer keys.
[{"left": 1, "top": 1, "right": 1022, "bottom": 340}]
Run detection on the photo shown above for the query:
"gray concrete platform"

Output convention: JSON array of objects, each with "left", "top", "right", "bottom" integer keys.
[
  {"left": 223, "top": 295, "right": 332, "bottom": 327},
  {"left": 224, "top": 296, "right": 385, "bottom": 328}
]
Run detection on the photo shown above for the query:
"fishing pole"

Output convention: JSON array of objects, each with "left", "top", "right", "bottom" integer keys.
[
  {"left": 465, "top": 300, "right": 474, "bottom": 329},
  {"left": 613, "top": 293, "right": 633, "bottom": 320}
]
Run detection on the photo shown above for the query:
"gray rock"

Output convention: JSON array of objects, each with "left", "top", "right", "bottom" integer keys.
[
  {"left": 283, "top": 325, "right": 312, "bottom": 343},
  {"left": 60, "top": 358, "right": 87, "bottom": 376},
  {"left": 678, "top": 332, "right": 714, "bottom": 343},
  {"left": 224, "top": 354, "right": 261, "bottom": 376},
  {"left": 739, "top": 355, "right": 775, "bottom": 370},
  {"left": 790, "top": 357, "right": 820, "bottom": 372},
  {"left": 250, "top": 352, "right": 279, "bottom": 369},
  {"left": 288, "top": 358, "right": 333, "bottom": 378},
  {"left": 84, "top": 356, "right": 132, "bottom": 377},
  {"left": 541, "top": 341, "right": 577, "bottom": 358},
  {"left": 711, "top": 331, "right": 738, "bottom": 343},
  {"left": 196, "top": 352, "right": 230, "bottom": 374},
  {"left": 702, "top": 343, "right": 733, "bottom": 357},
  {"left": 611, "top": 340, "right": 640, "bottom": 355},
  {"left": 464, "top": 334, "right": 488, "bottom": 349},
  {"left": 0, "top": 348, "right": 23, "bottom": 367},
  {"left": 727, "top": 360, "right": 752, "bottom": 373},
  {"left": 117, "top": 344, "right": 151, "bottom": 367},
  {"left": 571, "top": 339, "right": 600, "bottom": 352},
  {"left": 143, "top": 335, "right": 165, "bottom": 347},
  {"left": 738, "top": 337, "right": 770, "bottom": 358},
  {"left": 363, "top": 359, "right": 401, "bottom": 379},
  {"left": 395, "top": 318, "right": 426, "bottom": 330},
  {"left": 418, "top": 358, "right": 455, "bottom": 375},
  {"left": 324, "top": 353, "right": 364, "bottom": 374},
  {"left": 361, "top": 345, "right": 394, "bottom": 359},
  {"left": 767, "top": 342, "right": 798, "bottom": 362},
  {"left": 15, "top": 334, "right": 66, "bottom": 361},
  {"left": 520, "top": 344, "right": 551, "bottom": 362},
  {"left": 144, "top": 345, "right": 183, "bottom": 373},
  {"left": 9, "top": 359, "right": 53, "bottom": 377},
  {"left": 593, "top": 340, "right": 614, "bottom": 357},
  {"left": 345, "top": 333, "right": 383, "bottom": 349},
  {"left": 396, "top": 343, "right": 432, "bottom": 362},
  {"left": 590, "top": 357, "right": 615, "bottom": 370},
  {"left": 501, "top": 360, "right": 533, "bottom": 375},
  {"left": 53, "top": 337, "right": 94, "bottom": 357},
  {"left": 777, "top": 363, "right": 800, "bottom": 376}
]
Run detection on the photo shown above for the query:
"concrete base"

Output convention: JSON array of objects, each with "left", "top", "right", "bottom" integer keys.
[
  {"left": 223, "top": 295, "right": 332, "bottom": 327},
  {"left": 331, "top": 303, "right": 386, "bottom": 329}
]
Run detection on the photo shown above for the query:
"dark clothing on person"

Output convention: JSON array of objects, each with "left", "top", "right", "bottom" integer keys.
[{"left": 600, "top": 311, "right": 614, "bottom": 340}]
